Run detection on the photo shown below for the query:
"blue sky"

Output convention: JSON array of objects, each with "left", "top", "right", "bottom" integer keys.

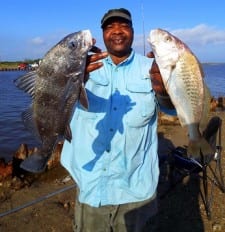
[{"left": 1, "top": 0, "right": 225, "bottom": 62}]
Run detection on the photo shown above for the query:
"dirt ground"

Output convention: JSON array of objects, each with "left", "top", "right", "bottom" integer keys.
[{"left": 0, "top": 111, "right": 225, "bottom": 232}]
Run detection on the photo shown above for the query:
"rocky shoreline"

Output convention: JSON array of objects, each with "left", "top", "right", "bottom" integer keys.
[{"left": 0, "top": 143, "right": 63, "bottom": 183}]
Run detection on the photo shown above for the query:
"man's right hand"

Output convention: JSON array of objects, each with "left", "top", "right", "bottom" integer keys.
[
  {"left": 84, "top": 39, "right": 108, "bottom": 82},
  {"left": 86, "top": 50, "right": 108, "bottom": 73}
]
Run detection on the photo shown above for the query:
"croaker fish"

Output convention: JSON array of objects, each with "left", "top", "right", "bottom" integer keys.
[
  {"left": 148, "top": 28, "right": 212, "bottom": 158},
  {"left": 15, "top": 30, "right": 93, "bottom": 173}
]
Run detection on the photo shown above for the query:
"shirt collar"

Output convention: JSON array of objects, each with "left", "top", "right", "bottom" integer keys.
[{"left": 105, "top": 49, "right": 135, "bottom": 66}]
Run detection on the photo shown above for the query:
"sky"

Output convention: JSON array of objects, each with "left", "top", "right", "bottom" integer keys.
[{"left": 1, "top": 0, "right": 225, "bottom": 63}]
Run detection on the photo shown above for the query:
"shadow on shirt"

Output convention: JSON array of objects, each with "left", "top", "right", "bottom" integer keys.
[{"left": 82, "top": 90, "right": 136, "bottom": 171}]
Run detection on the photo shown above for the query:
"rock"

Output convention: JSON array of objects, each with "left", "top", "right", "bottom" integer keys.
[
  {"left": 216, "top": 97, "right": 224, "bottom": 111},
  {"left": 210, "top": 97, "right": 218, "bottom": 112},
  {"left": 0, "top": 141, "right": 64, "bottom": 186},
  {"left": 212, "top": 222, "right": 222, "bottom": 231},
  {"left": 13, "top": 143, "right": 29, "bottom": 160},
  {"left": 47, "top": 142, "right": 63, "bottom": 170},
  {"left": 12, "top": 144, "right": 31, "bottom": 178},
  {"left": 158, "top": 112, "right": 179, "bottom": 125},
  {"left": 0, "top": 158, "right": 13, "bottom": 181}
]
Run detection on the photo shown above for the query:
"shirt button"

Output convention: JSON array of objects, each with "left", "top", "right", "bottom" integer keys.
[
  {"left": 113, "top": 107, "right": 117, "bottom": 110},
  {"left": 110, "top": 128, "right": 114, "bottom": 132}
]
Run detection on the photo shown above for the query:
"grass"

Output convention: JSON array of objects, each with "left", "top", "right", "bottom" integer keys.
[{"left": 0, "top": 62, "right": 20, "bottom": 69}]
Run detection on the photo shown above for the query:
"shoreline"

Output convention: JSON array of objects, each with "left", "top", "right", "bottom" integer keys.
[{"left": 0, "top": 68, "right": 36, "bottom": 71}]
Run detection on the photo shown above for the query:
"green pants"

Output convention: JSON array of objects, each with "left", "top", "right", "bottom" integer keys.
[{"left": 73, "top": 190, "right": 158, "bottom": 232}]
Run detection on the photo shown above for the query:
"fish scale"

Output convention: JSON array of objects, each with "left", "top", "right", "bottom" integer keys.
[
  {"left": 148, "top": 28, "right": 213, "bottom": 158},
  {"left": 174, "top": 52, "right": 204, "bottom": 125}
]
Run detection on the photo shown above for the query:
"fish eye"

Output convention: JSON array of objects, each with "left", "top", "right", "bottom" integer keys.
[
  {"left": 68, "top": 40, "right": 78, "bottom": 49},
  {"left": 164, "top": 35, "right": 172, "bottom": 42}
]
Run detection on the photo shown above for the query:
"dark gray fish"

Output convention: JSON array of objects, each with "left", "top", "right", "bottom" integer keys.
[{"left": 14, "top": 30, "right": 93, "bottom": 173}]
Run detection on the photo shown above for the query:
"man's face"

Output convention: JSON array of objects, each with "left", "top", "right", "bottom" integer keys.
[{"left": 103, "top": 18, "right": 134, "bottom": 57}]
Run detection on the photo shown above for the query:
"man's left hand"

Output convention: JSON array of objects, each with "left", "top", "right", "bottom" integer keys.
[
  {"left": 147, "top": 51, "right": 168, "bottom": 96},
  {"left": 147, "top": 52, "right": 175, "bottom": 109}
]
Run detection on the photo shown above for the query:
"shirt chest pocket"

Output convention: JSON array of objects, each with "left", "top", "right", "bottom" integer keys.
[{"left": 125, "top": 81, "right": 156, "bottom": 127}]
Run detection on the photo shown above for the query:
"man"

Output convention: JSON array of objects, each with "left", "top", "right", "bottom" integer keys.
[{"left": 61, "top": 8, "right": 174, "bottom": 232}]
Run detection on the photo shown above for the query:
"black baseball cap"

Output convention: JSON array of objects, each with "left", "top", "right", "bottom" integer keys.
[{"left": 101, "top": 8, "right": 132, "bottom": 29}]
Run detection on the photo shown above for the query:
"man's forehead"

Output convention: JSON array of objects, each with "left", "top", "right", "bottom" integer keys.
[{"left": 103, "top": 17, "right": 132, "bottom": 28}]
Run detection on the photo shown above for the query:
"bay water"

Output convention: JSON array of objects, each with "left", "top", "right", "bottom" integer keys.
[{"left": 0, "top": 63, "right": 225, "bottom": 161}]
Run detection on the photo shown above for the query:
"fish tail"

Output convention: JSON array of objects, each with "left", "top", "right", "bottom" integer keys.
[
  {"left": 20, "top": 153, "right": 51, "bottom": 173},
  {"left": 187, "top": 137, "right": 213, "bottom": 159}
]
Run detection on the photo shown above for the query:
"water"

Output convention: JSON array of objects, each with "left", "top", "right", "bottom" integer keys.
[
  {"left": 202, "top": 63, "right": 225, "bottom": 97},
  {"left": 0, "top": 64, "right": 225, "bottom": 161},
  {"left": 0, "top": 71, "right": 37, "bottom": 161}
]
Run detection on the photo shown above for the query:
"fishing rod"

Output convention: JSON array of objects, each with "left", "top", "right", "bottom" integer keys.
[
  {"left": 0, "top": 183, "right": 76, "bottom": 218},
  {"left": 141, "top": 1, "right": 146, "bottom": 56}
]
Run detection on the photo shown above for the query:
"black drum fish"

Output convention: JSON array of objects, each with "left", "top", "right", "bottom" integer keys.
[{"left": 15, "top": 30, "right": 94, "bottom": 173}]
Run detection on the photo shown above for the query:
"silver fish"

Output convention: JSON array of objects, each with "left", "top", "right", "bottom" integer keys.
[
  {"left": 14, "top": 30, "right": 93, "bottom": 173},
  {"left": 148, "top": 28, "right": 212, "bottom": 158}
]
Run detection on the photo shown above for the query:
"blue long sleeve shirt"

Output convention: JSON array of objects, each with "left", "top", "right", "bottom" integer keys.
[{"left": 60, "top": 50, "right": 159, "bottom": 207}]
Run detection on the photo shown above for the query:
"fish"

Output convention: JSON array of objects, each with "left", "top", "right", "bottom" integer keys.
[
  {"left": 14, "top": 29, "right": 94, "bottom": 173},
  {"left": 148, "top": 28, "right": 213, "bottom": 158}
]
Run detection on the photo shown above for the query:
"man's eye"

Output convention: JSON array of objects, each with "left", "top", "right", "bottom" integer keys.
[
  {"left": 121, "top": 23, "right": 129, "bottom": 28},
  {"left": 105, "top": 25, "right": 113, "bottom": 30}
]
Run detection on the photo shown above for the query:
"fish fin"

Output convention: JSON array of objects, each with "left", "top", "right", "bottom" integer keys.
[
  {"left": 79, "top": 84, "right": 89, "bottom": 110},
  {"left": 187, "top": 137, "right": 213, "bottom": 158},
  {"left": 14, "top": 71, "right": 37, "bottom": 98},
  {"left": 64, "top": 125, "right": 72, "bottom": 142},
  {"left": 22, "top": 107, "right": 41, "bottom": 143},
  {"left": 20, "top": 153, "right": 51, "bottom": 173}
]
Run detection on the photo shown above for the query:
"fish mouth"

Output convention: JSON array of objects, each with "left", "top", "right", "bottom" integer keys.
[
  {"left": 148, "top": 30, "right": 157, "bottom": 45},
  {"left": 82, "top": 29, "right": 93, "bottom": 48},
  {"left": 90, "top": 45, "right": 101, "bottom": 53},
  {"left": 148, "top": 42, "right": 157, "bottom": 54}
]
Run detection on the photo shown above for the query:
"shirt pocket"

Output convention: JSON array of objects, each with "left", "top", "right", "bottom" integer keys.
[
  {"left": 74, "top": 107, "right": 100, "bottom": 139},
  {"left": 125, "top": 81, "right": 156, "bottom": 127}
]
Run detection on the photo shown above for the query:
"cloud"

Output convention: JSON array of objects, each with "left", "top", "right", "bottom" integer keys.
[
  {"left": 133, "top": 24, "right": 225, "bottom": 62},
  {"left": 171, "top": 24, "right": 225, "bottom": 46},
  {"left": 134, "top": 24, "right": 225, "bottom": 50},
  {"left": 25, "top": 31, "right": 70, "bottom": 59},
  {"left": 133, "top": 34, "right": 149, "bottom": 55},
  {"left": 31, "top": 37, "right": 45, "bottom": 45}
]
